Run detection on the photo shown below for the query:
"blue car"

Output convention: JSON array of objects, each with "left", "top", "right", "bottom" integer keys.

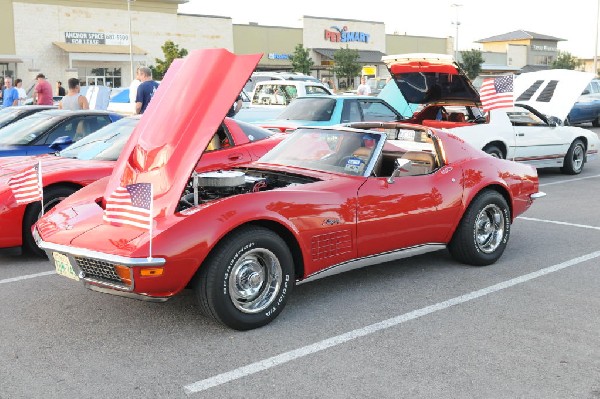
[
  {"left": 257, "top": 95, "right": 405, "bottom": 133},
  {"left": 0, "top": 105, "right": 56, "bottom": 129},
  {"left": 0, "top": 109, "right": 122, "bottom": 156},
  {"left": 566, "top": 79, "right": 600, "bottom": 126}
]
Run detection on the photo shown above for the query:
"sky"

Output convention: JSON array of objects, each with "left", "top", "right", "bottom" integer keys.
[{"left": 178, "top": 0, "right": 599, "bottom": 58}]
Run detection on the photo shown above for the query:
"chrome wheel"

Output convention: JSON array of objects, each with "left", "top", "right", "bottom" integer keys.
[
  {"left": 229, "top": 248, "right": 282, "bottom": 314},
  {"left": 571, "top": 143, "right": 585, "bottom": 173},
  {"left": 475, "top": 204, "right": 505, "bottom": 254}
]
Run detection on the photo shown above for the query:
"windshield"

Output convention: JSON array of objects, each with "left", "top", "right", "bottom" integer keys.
[
  {"left": 259, "top": 128, "right": 383, "bottom": 176},
  {"left": 0, "top": 107, "right": 24, "bottom": 129},
  {"left": 277, "top": 98, "right": 336, "bottom": 121},
  {"left": 0, "top": 113, "right": 58, "bottom": 145},
  {"left": 59, "top": 117, "right": 139, "bottom": 161}
]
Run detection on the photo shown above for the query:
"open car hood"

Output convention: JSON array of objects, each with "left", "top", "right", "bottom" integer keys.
[
  {"left": 514, "top": 69, "right": 595, "bottom": 121},
  {"left": 104, "top": 49, "right": 262, "bottom": 216},
  {"left": 383, "top": 53, "right": 480, "bottom": 105}
]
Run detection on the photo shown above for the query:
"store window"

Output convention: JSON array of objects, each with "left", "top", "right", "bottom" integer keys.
[
  {"left": 77, "top": 67, "right": 122, "bottom": 88},
  {"left": 533, "top": 55, "right": 554, "bottom": 66}
]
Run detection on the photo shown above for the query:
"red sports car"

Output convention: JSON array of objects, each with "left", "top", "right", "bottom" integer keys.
[
  {"left": 0, "top": 113, "right": 283, "bottom": 256},
  {"left": 35, "top": 49, "right": 544, "bottom": 330}
]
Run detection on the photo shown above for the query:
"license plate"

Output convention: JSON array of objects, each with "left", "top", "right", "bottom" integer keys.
[{"left": 53, "top": 252, "right": 80, "bottom": 281}]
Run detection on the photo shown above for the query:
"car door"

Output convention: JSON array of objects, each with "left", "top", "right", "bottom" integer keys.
[
  {"left": 356, "top": 164, "right": 463, "bottom": 257},
  {"left": 509, "top": 106, "right": 570, "bottom": 163},
  {"left": 359, "top": 99, "right": 401, "bottom": 122}
]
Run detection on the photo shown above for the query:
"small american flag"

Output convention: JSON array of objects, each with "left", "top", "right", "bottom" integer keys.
[
  {"left": 103, "top": 183, "right": 153, "bottom": 230},
  {"left": 8, "top": 162, "right": 42, "bottom": 205},
  {"left": 480, "top": 75, "right": 514, "bottom": 112}
]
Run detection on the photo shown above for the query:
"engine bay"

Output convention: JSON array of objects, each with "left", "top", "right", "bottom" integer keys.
[{"left": 177, "top": 168, "right": 320, "bottom": 212}]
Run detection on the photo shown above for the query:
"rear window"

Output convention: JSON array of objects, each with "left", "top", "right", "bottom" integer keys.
[{"left": 236, "top": 120, "right": 274, "bottom": 141}]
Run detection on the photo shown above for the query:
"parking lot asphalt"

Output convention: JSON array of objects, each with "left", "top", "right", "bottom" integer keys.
[{"left": 2, "top": 128, "right": 600, "bottom": 398}]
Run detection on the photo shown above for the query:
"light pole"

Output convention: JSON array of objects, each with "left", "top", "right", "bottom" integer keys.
[
  {"left": 594, "top": 0, "right": 599, "bottom": 76},
  {"left": 127, "top": 0, "right": 135, "bottom": 83},
  {"left": 451, "top": 3, "right": 462, "bottom": 61}
]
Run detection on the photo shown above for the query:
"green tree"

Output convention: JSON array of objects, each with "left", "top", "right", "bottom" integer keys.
[
  {"left": 459, "top": 49, "right": 484, "bottom": 80},
  {"left": 149, "top": 40, "right": 189, "bottom": 80},
  {"left": 332, "top": 46, "right": 361, "bottom": 89},
  {"left": 551, "top": 51, "right": 581, "bottom": 70},
  {"left": 290, "top": 44, "right": 314, "bottom": 74}
]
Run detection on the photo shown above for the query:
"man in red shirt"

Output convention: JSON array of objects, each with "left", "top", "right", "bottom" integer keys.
[{"left": 33, "top": 73, "right": 53, "bottom": 105}]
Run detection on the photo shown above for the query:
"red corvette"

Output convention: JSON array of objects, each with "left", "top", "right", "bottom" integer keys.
[
  {"left": 0, "top": 114, "right": 283, "bottom": 256},
  {"left": 36, "top": 49, "right": 544, "bottom": 330}
]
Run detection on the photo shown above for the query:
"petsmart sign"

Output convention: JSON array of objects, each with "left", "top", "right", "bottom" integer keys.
[
  {"left": 64, "top": 32, "right": 130, "bottom": 45},
  {"left": 324, "top": 26, "right": 370, "bottom": 43}
]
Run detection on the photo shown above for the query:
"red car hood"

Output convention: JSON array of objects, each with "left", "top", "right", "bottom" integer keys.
[
  {"left": 104, "top": 49, "right": 262, "bottom": 217},
  {"left": 382, "top": 53, "right": 480, "bottom": 105}
]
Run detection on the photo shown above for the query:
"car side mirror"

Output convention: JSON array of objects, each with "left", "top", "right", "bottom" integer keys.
[
  {"left": 582, "top": 89, "right": 590, "bottom": 95},
  {"left": 546, "top": 116, "right": 562, "bottom": 127},
  {"left": 49, "top": 135, "right": 73, "bottom": 151},
  {"left": 387, "top": 158, "right": 411, "bottom": 184}
]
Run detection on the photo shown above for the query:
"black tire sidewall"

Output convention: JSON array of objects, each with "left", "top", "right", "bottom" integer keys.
[
  {"left": 201, "top": 228, "right": 294, "bottom": 330},
  {"left": 450, "top": 191, "right": 511, "bottom": 266},
  {"left": 563, "top": 139, "right": 585, "bottom": 175},
  {"left": 483, "top": 145, "right": 503, "bottom": 159}
]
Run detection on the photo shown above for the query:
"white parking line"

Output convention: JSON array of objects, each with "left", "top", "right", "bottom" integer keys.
[
  {"left": 517, "top": 216, "right": 600, "bottom": 231},
  {"left": 540, "top": 173, "right": 600, "bottom": 187},
  {"left": 0, "top": 271, "right": 55, "bottom": 285},
  {"left": 183, "top": 250, "right": 600, "bottom": 395}
]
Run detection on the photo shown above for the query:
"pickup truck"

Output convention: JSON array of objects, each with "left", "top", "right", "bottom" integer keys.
[{"left": 236, "top": 79, "right": 332, "bottom": 122}]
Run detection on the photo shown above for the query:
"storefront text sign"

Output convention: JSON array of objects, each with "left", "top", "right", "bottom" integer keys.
[
  {"left": 64, "top": 32, "right": 130, "bottom": 45},
  {"left": 324, "top": 26, "right": 370, "bottom": 43},
  {"left": 268, "top": 53, "right": 291, "bottom": 60}
]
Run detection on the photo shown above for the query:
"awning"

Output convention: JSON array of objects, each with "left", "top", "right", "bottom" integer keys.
[
  {"left": 312, "top": 48, "right": 387, "bottom": 63},
  {"left": 53, "top": 42, "right": 147, "bottom": 55},
  {"left": 0, "top": 54, "right": 23, "bottom": 63}
]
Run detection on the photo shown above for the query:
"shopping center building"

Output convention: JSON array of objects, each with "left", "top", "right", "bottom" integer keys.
[{"left": 0, "top": 0, "right": 574, "bottom": 93}]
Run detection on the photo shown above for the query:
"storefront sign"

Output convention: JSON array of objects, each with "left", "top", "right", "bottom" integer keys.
[
  {"left": 324, "top": 26, "right": 370, "bottom": 43},
  {"left": 268, "top": 53, "right": 291, "bottom": 60},
  {"left": 64, "top": 32, "right": 130, "bottom": 45},
  {"left": 531, "top": 44, "right": 557, "bottom": 52}
]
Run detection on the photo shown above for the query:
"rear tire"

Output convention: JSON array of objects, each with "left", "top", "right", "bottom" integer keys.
[
  {"left": 22, "top": 186, "right": 77, "bottom": 257},
  {"left": 448, "top": 190, "right": 511, "bottom": 266},
  {"left": 561, "top": 139, "right": 585, "bottom": 175},
  {"left": 195, "top": 226, "right": 295, "bottom": 330}
]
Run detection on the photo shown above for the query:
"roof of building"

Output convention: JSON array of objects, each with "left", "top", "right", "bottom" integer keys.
[
  {"left": 312, "top": 48, "right": 386, "bottom": 63},
  {"left": 476, "top": 30, "right": 565, "bottom": 43}
]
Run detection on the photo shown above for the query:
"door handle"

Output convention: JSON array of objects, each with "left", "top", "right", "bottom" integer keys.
[
  {"left": 516, "top": 133, "right": 525, "bottom": 136},
  {"left": 228, "top": 153, "right": 243, "bottom": 161}
]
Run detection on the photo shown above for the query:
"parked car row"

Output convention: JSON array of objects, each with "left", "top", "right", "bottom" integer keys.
[{"left": 3, "top": 49, "right": 598, "bottom": 331}]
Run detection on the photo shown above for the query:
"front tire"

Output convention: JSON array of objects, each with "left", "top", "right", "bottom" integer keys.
[
  {"left": 195, "top": 226, "right": 295, "bottom": 330},
  {"left": 561, "top": 139, "right": 585, "bottom": 175},
  {"left": 483, "top": 144, "right": 504, "bottom": 159},
  {"left": 22, "top": 186, "right": 77, "bottom": 257},
  {"left": 448, "top": 190, "right": 511, "bottom": 266}
]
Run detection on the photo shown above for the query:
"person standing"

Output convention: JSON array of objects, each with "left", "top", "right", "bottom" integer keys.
[
  {"left": 356, "top": 76, "right": 371, "bottom": 96},
  {"left": 57, "top": 81, "right": 66, "bottom": 96},
  {"left": 33, "top": 73, "right": 53, "bottom": 105},
  {"left": 2, "top": 77, "right": 19, "bottom": 107},
  {"left": 14, "top": 79, "right": 27, "bottom": 105},
  {"left": 135, "top": 67, "right": 159, "bottom": 114},
  {"left": 58, "top": 78, "right": 89, "bottom": 110}
]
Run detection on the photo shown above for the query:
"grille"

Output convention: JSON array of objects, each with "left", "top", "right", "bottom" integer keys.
[{"left": 74, "top": 257, "right": 122, "bottom": 284}]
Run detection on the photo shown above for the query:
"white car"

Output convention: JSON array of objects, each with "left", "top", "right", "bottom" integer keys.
[
  {"left": 236, "top": 79, "right": 332, "bottom": 122},
  {"left": 381, "top": 53, "right": 600, "bottom": 174}
]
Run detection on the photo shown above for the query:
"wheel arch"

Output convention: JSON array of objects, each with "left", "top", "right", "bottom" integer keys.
[
  {"left": 463, "top": 183, "right": 513, "bottom": 224},
  {"left": 482, "top": 141, "right": 507, "bottom": 158},
  {"left": 195, "top": 219, "right": 305, "bottom": 282},
  {"left": 22, "top": 182, "right": 83, "bottom": 225}
]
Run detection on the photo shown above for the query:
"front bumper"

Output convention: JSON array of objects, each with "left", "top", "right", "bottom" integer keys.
[{"left": 36, "top": 230, "right": 169, "bottom": 302}]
